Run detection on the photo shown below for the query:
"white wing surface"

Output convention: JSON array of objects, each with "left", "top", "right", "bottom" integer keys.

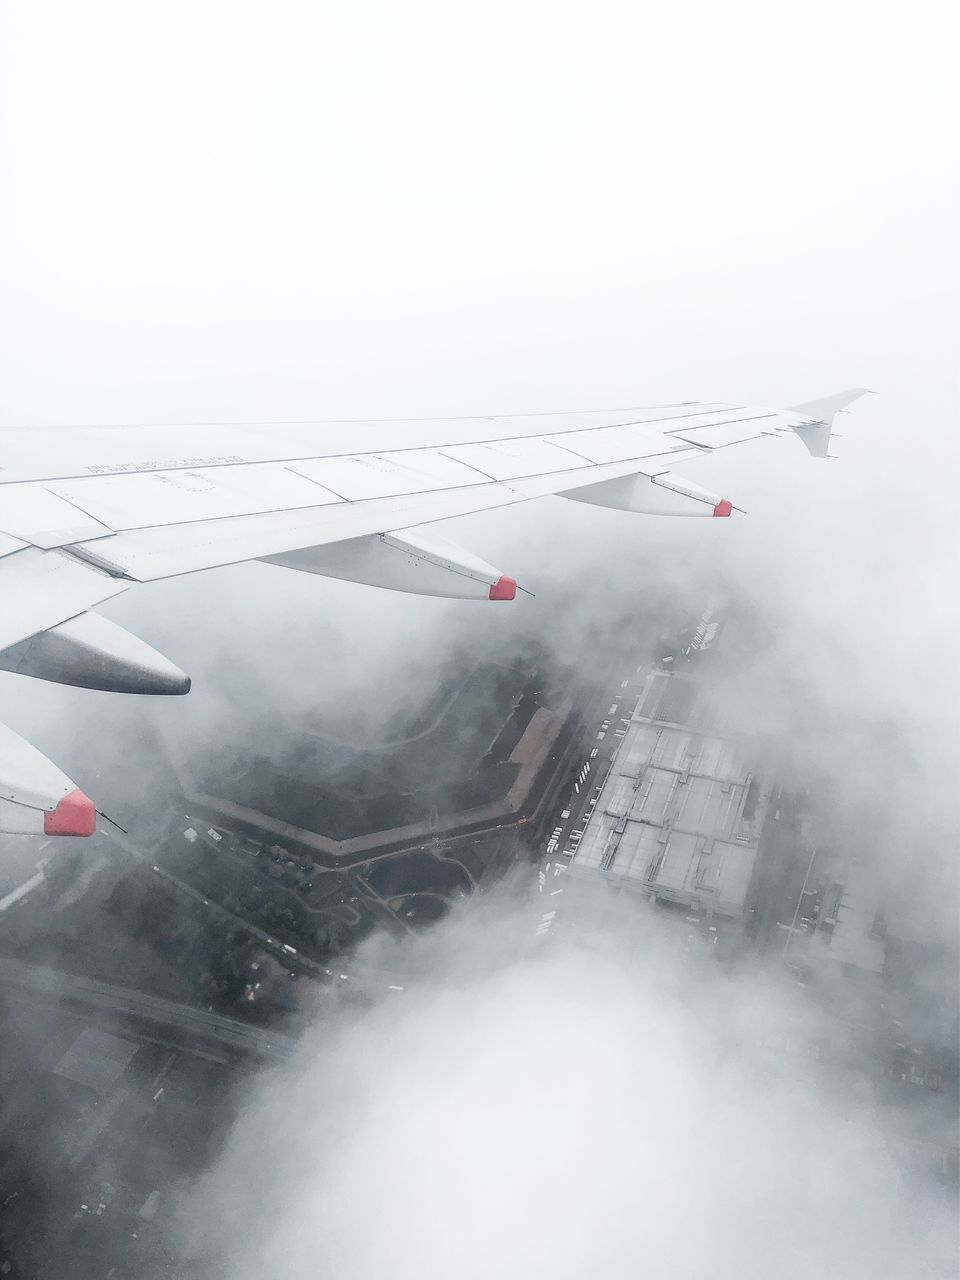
[{"left": 0, "top": 391, "right": 870, "bottom": 833}]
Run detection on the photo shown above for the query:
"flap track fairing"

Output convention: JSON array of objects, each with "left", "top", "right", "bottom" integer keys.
[
  {"left": 0, "top": 611, "right": 191, "bottom": 695},
  {"left": 261, "top": 528, "right": 518, "bottom": 601},
  {"left": 0, "top": 721, "right": 96, "bottom": 836},
  {"left": 560, "top": 471, "right": 732, "bottom": 517}
]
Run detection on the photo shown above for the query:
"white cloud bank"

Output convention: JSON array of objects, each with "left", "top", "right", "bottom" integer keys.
[{"left": 181, "top": 892, "right": 955, "bottom": 1279}]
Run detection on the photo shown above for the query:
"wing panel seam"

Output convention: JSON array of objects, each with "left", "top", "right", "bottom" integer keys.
[{"left": 0, "top": 405, "right": 748, "bottom": 483}]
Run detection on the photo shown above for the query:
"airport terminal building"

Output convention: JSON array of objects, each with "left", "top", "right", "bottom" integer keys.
[{"left": 571, "top": 666, "right": 768, "bottom": 920}]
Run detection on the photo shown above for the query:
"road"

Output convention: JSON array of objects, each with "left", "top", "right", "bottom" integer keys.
[
  {"left": 108, "top": 829, "right": 415, "bottom": 994},
  {"left": 544, "top": 663, "right": 648, "bottom": 862},
  {"left": 0, "top": 954, "right": 295, "bottom": 1062},
  {"left": 742, "top": 787, "right": 816, "bottom": 953},
  {"left": 531, "top": 657, "right": 651, "bottom": 943}
]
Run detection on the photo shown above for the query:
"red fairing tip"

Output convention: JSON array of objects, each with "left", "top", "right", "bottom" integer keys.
[
  {"left": 489, "top": 575, "right": 518, "bottom": 601},
  {"left": 712, "top": 499, "right": 733, "bottom": 518},
  {"left": 44, "top": 789, "right": 97, "bottom": 837}
]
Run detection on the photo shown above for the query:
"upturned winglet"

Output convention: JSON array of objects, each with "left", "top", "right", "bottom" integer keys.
[{"left": 787, "top": 387, "right": 873, "bottom": 458}]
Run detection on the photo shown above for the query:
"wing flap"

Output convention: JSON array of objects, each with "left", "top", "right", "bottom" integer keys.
[
  {"left": 0, "top": 546, "right": 128, "bottom": 650},
  {"left": 0, "top": 483, "right": 113, "bottom": 548},
  {"left": 2, "top": 408, "right": 768, "bottom": 548},
  {"left": 53, "top": 479, "right": 523, "bottom": 582},
  {"left": 50, "top": 447, "right": 702, "bottom": 582}
]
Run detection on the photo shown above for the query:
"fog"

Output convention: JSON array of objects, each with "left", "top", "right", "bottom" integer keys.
[
  {"left": 179, "top": 888, "right": 956, "bottom": 1280},
  {"left": 1, "top": 0, "right": 958, "bottom": 1276}
]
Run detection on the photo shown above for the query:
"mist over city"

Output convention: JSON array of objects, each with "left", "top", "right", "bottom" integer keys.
[{"left": 1, "top": 1, "right": 957, "bottom": 1276}]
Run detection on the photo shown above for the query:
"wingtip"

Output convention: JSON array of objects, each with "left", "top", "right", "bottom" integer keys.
[
  {"left": 789, "top": 387, "right": 873, "bottom": 421},
  {"left": 787, "top": 387, "right": 871, "bottom": 458}
]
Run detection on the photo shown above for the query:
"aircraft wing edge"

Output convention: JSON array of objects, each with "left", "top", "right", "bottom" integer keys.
[{"left": 786, "top": 387, "right": 873, "bottom": 458}]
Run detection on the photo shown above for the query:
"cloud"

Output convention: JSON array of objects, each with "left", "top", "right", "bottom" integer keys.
[{"left": 178, "top": 888, "right": 955, "bottom": 1279}]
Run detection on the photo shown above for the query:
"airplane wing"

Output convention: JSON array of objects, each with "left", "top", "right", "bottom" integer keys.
[{"left": 0, "top": 390, "right": 870, "bottom": 833}]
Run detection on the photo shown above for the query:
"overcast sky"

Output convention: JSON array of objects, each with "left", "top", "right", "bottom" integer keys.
[
  {"left": 1, "top": 2, "right": 957, "bottom": 1276},
  {"left": 1, "top": 0, "right": 955, "bottom": 424}
]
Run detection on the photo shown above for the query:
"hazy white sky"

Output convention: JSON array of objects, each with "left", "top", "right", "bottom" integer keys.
[{"left": 1, "top": 0, "right": 956, "bottom": 424}]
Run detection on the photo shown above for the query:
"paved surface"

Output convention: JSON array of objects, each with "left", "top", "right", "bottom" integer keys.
[
  {"left": 544, "top": 664, "right": 648, "bottom": 862},
  {"left": 0, "top": 954, "right": 295, "bottom": 1061},
  {"left": 532, "top": 659, "right": 651, "bottom": 941},
  {"left": 108, "top": 829, "right": 416, "bottom": 993},
  {"left": 742, "top": 787, "right": 813, "bottom": 952}
]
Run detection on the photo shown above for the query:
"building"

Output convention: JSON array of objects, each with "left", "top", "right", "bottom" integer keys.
[
  {"left": 809, "top": 861, "right": 886, "bottom": 975},
  {"left": 158, "top": 644, "right": 586, "bottom": 870},
  {"left": 570, "top": 666, "right": 769, "bottom": 919}
]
